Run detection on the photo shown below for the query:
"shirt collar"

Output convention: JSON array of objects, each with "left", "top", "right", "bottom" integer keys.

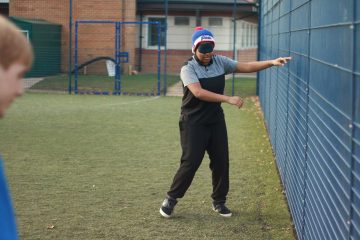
[{"left": 193, "top": 55, "right": 213, "bottom": 67}]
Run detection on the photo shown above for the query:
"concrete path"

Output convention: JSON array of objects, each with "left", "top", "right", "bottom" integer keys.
[
  {"left": 166, "top": 81, "right": 184, "bottom": 97},
  {"left": 23, "top": 78, "right": 44, "bottom": 89}
]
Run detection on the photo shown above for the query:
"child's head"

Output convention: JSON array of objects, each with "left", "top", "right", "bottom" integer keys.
[{"left": 0, "top": 15, "right": 33, "bottom": 118}]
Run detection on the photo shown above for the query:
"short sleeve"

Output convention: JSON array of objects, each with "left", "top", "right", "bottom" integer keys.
[
  {"left": 216, "top": 55, "right": 237, "bottom": 74},
  {"left": 180, "top": 65, "right": 199, "bottom": 87}
]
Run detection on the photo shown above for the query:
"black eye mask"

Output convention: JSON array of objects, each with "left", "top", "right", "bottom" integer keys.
[{"left": 198, "top": 43, "right": 214, "bottom": 54}]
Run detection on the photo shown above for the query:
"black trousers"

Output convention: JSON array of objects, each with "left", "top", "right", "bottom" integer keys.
[{"left": 167, "top": 119, "right": 229, "bottom": 204}]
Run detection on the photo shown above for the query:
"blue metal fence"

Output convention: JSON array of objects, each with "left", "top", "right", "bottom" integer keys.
[{"left": 258, "top": 0, "right": 360, "bottom": 239}]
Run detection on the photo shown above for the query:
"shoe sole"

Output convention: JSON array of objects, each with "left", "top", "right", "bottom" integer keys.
[
  {"left": 219, "top": 212, "right": 232, "bottom": 217},
  {"left": 159, "top": 208, "right": 171, "bottom": 218},
  {"left": 212, "top": 208, "right": 232, "bottom": 217}
]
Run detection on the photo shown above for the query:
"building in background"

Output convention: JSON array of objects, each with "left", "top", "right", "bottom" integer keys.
[
  {"left": 7, "top": 0, "right": 258, "bottom": 75},
  {"left": 137, "top": 0, "right": 258, "bottom": 73},
  {"left": 9, "top": 0, "right": 136, "bottom": 75}
]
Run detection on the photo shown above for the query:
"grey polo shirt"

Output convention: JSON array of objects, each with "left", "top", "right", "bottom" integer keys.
[
  {"left": 180, "top": 55, "right": 237, "bottom": 87},
  {"left": 179, "top": 55, "right": 238, "bottom": 125}
]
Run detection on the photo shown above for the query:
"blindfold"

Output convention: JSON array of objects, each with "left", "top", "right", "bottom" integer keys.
[{"left": 198, "top": 43, "right": 214, "bottom": 54}]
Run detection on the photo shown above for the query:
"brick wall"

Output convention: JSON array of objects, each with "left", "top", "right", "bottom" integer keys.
[
  {"left": 10, "top": 0, "right": 136, "bottom": 74},
  {"left": 136, "top": 48, "right": 257, "bottom": 74},
  {"left": 237, "top": 48, "right": 258, "bottom": 63}
]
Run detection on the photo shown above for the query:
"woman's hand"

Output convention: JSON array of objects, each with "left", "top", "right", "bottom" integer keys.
[
  {"left": 228, "top": 96, "right": 244, "bottom": 108},
  {"left": 271, "top": 57, "right": 292, "bottom": 67}
]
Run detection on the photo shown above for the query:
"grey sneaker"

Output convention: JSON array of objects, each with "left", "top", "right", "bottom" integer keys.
[
  {"left": 212, "top": 203, "right": 232, "bottom": 217},
  {"left": 159, "top": 196, "right": 178, "bottom": 218}
]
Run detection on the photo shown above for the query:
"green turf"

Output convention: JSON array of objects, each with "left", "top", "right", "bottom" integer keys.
[
  {"left": 224, "top": 77, "right": 257, "bottom": 97},
  {"left": 30, "top": 74, "right": 256, "bottom": 97},
  {"left": 31, "top": 74, "right": 181, "bottom": 94},
  {"left": 0, "top": 93, "right": 294, "bottom": 240}
]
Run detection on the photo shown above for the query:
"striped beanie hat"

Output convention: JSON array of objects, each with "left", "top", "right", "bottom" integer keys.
[{"left": 191, "top": 27, "right": 215, "bottom": 54}]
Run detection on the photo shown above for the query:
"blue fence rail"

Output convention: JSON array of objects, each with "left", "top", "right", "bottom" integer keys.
[{"left": 258, "top": 0, "right": 359, "bottom": 239}]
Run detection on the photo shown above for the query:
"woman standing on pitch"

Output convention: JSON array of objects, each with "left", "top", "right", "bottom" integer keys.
[{"left": 160, "top": 27, "right": 291, "bottom": 218}]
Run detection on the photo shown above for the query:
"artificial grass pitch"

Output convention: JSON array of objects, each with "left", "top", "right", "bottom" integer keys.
[
  {"left": 0, "top": 93, "right": 294, "bottom": 240},
  {"left": 30, "top": 74, "right": 180, "bottom": 95},
  {"left": 29, "top": 73, "right": 257, "bottom": 98}
]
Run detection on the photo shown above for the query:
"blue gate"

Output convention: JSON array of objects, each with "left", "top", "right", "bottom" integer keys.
[{"left": 71, "top": 20, "right": 162, "bottom": 96}]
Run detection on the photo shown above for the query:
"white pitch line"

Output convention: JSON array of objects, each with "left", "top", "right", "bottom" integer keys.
[{"left": 98, "top": 96, "right": 161, "bottom": 107}]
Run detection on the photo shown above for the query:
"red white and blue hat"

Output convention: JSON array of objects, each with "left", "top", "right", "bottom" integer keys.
[{"left": 191, "top": 27, "right": 216, "bottom": 54}]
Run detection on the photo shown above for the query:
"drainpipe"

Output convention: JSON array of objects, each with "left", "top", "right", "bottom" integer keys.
[
  {"left": 196, "top": 9, "right": 201, "bottom": 26},
  {"left": 121, "top": 0, "right": 125, "bottom": 74}
]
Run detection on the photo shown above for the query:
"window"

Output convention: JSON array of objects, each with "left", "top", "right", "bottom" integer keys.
[
  {"left": 148, "top": 17, "right": 166, "bottom": 47},
  {"left": 250, "top": 26, "right": 254, "bottom": 46},
  {"left": 0, "top": 3, "right": 9, "bottom": 16},
  {"left": 241, "top": 22, "right": 246, "bottom": 48},
  {"left": 239, "top": 21, "right": 258, "bottom": 49},
  {"left": 208, "top": 17, "right": 223, "bottom": 27},
  {"left": 174, "top": 16, "right": 189, "bottom": 26},
  {"left": 250, "top": 25, "right": 257, "bottom": 48},
  {"left": 246, "top": 25, "right": 249, "bottom": 47}
]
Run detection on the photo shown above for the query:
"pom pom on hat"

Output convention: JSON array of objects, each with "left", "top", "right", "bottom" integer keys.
[{"left": 191, "top": 26, "right": 215, "bottom": 54}]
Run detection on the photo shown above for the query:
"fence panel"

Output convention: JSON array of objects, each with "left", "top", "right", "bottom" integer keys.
[
  {"left": 353, "top": 6, "right": 360, "bottom": 238},
  {"left": 259, "top": 0, "right": 360, "bottom": 239},
  {"left": 352, "top": 73, "right": 360, "bottom": 239}
]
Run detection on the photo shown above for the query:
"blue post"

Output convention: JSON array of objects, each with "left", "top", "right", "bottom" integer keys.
[
  {"left": 256, "top": 1, "right": 261, "bottom": 96},
  {"left": 232, "top": 0, "right": 236, "bottom": 96},
  {"left": 157, "top": 22, "right": 161, "bottom": 96},
  {"left": 114, "top": 23, "right": 119, "bottom": 95},
  {"left": 68, "top": 0, "right": 72, "bottom": 94},
  {"left": 164, "top": 0, "right": 168, "bottom": 96},
  {"left": 117, "top": 22, "right": 121, "bottom": 95},
  {"left": 74, "top": 20, "right": 79, "bottom": 94}
]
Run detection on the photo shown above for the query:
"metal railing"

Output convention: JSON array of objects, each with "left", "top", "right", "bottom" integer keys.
[{"left": 258, "top": 0, "right": 359, "bottom": 239}]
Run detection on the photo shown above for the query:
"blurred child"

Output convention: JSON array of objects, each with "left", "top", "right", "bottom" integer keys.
[{"left": 0, "top": 15, "right": 33, "bottom": 239}]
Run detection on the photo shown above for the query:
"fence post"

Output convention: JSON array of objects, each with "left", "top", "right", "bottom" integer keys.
[
  {"left": 74, "top": 20, "right": 79, "bottom": 94},
  {"left": 157, "top": 22, "right": 161, "bottom": 96},
  {"left": 283, "top": 0, "right": 292, "bottom": 197},
  {"left": 256, "top": 0, "right": 261, "bottom": 96},
  {"left": 232, "top": 0, "right": 236, "bottom": 97},
  {"left": 115, "top": 22, "right": 121, "bottom": 95},
  {"left": 164, "top": 0, "right": 168, "bottom": 96},
  {"left": 301, "top": 1, "right": 312, "bottom": 238},
  {"left": 68, "top": 0, "right": 72, "bottom": 94},
  {"left": 274, "top": 0, "right": 280, "bottom": 155},
  {"left": 348, "top": 0, "right": 357, "bottom": 238}
]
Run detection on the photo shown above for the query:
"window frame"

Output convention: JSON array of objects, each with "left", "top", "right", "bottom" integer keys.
[
  {"left": 208, "top": 17, "right": 223, "bottom": 27},
  {"left": 174, "top": 16, "right": 190, "bottom": 26},
  {"left": 147, "top": 17, "right": 166, "bottom": 47}
]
